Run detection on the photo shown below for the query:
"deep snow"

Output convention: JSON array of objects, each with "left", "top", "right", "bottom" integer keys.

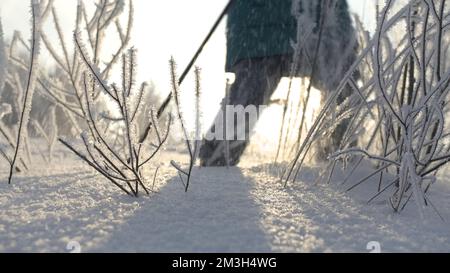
[{"left": 1, "top": 149, "right": 450, "bottom": 253}]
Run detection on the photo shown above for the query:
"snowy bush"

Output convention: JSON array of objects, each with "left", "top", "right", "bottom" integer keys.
[
  {"left": 284, "top": 0, "right": 450, "bottom": 217},
  {"left": 0, "top": 0, "right": 188, "bottom": 197},
  {"left": 59, "top": 39, "right": 171, "bottom": 197},
  {"left": 47, "top": 0, "right": 177, "bottom": 196}
]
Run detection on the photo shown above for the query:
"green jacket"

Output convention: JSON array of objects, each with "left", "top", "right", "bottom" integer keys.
[{"left": 225, "top": 0, "right": 354, "bottom": 72}]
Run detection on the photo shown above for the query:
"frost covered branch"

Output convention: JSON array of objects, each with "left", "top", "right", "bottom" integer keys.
[
  {"left": 8, "top": 0, "right": 42, "bottom": 184},
  {"left": 168, "top": 58, "right": 199, "bottom": 192},
  {"left": 59, "top": 45, "right": 170, "bottom": 197},
  {"left": 284, "top": 0, "right": 450, "bottom": 216}
]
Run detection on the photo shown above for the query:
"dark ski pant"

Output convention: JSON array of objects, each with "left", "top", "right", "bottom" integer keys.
[{"left": 199, "top": 55, "right": 291, "bottom": 166}]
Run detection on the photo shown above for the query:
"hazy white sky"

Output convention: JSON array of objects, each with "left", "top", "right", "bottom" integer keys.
[
  {"left": 0, "top": 0, "right": 375, "bottom": 82},
  {"left": 0, "top": 0, "right": 376, "bottom": 133}
]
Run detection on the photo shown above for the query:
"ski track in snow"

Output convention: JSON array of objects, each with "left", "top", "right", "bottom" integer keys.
[{"left": 1, "top": 153, "right": 450, "bottom": 252}]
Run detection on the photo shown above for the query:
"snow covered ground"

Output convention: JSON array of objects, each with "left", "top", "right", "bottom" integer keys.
[{"left": 1, "top": 148, "right": 450, "bottom": 253}]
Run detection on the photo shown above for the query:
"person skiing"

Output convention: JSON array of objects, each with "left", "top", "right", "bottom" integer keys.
[{"left": 199, "top": 0, "right": 358, "bottom": 166}]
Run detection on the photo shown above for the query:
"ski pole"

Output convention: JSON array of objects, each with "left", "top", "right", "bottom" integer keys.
[
  {"left": 140, "top": 0, "right": 235, "bottom": 142},
  {"left": 158, "top": 0, "right": 235, "bottom": 117}
]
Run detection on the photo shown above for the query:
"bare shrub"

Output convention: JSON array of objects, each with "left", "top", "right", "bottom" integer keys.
[
  {"left": 169, "top": 59, "right": 200, "bottom": 192},
  {"left": 284, "top": 0, "right": 450, "bottom": 217},
  {"left": 59, "top": 41, "right": 171, "bottom": 197}
]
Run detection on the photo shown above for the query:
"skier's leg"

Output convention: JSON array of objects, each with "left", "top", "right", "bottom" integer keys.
[{"left": 200, "top": 56, "right": 287, "bottom": 166}]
